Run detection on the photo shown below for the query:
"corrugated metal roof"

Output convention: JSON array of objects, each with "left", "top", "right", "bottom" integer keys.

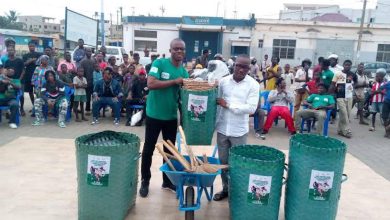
[{"left": 0, "top": 28, "right": 54, "bottom": 38}]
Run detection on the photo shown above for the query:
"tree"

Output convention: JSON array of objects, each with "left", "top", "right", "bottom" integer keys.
[
  {"left": 0, "top": 10, "right": 23, "bottom": 30},
  {"left": 5, "top": 10, "right": 18, "bottom": 23}
]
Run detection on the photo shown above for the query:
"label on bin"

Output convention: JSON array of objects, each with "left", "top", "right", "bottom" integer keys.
[
  {"left": 187, "top": 94, "right": 208, "bottom": 122},
  {"left": 87, "top": 155, "right": 111, "bottom": 187},
  {"left": 308, "top": 170, "right": 334, "bottom": 201},
  {"left": 247, "top": 174, "right": 272, "bottom": 205}
]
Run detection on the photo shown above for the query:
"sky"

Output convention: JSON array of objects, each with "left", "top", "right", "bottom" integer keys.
[{"left": 0, "top": 0, "right": 378, "bottom": 23}]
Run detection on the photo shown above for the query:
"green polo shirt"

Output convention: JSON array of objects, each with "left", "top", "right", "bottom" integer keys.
[
  {"left": 321, "top": 69, "right": 334, "bottom": 88},
  {"left": 146, "top": 58, "right": 189, "bottom": 120},
  {"left": 0, "top": 78, "right": 21, "bottom": 100},
  {"left": 307, "top": 94, "right": 335, "bottom": 109}
]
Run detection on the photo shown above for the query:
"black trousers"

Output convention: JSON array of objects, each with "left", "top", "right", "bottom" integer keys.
[
  {"left": 85, "top": 85, "right": 93, "bottom": 111},
  {"left": 141, "top": 116, "right": 177, "bottom": 185}
]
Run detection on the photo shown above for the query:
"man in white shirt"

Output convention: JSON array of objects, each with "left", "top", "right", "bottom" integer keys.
[
  {"left": 214, "top": 54, "right": 260, "bottom": 201},
  {"left": 294, "top": 59, "right": 313, "bottom": 119}
]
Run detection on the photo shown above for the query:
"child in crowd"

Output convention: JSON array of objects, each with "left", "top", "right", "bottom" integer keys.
[
  {"left": 112, "top": 65, "right": 123, "bottom": 84},
  {"left": 73, "top": 67, "right": 88, "bottom": 122},
  {"left": 282, "top": 64, "right": 294, "bottom": 90},
  {"left": 32, "top": 70, "right": 68, "bottom": 128},
  {"left": 58, "top": 64, "right": 73, "bottom": 87},
  {"left": 369, "top": 70, "right": 386, "bottom": 131},
  {"left": 93, "top": 62, "right": 103, "bottom": 89},
  {"left": 306, "top": 70, "right": 321, "bottom": 95}
]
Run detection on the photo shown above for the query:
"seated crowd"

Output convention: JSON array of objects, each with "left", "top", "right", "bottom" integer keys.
[{"left": 0, "top": 39, "right": 389, "bottom": 139}]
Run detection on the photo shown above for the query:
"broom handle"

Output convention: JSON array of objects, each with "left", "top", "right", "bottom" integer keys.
[{"left": 156, "top": 144, "right": 176, "bottom": 171}]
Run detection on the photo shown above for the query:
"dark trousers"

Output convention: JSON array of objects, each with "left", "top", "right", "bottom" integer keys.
[
  {"left": 382, "top": 100, "right": 390, "bottom": 124},
  {"left": 85, "top": 85, "right": 93, "bottom": 111},
  {"left": 126, "top": 99, "right": 146, "bottom": 121},
  {"left": 141, "top": 116, "right": 177, "bottom": 185},
  {"left": 0, "top": 99, "right": 18, "bottom": 123},
  {"left": 92, "top": 97, "right": 121, "bottom": 119}
]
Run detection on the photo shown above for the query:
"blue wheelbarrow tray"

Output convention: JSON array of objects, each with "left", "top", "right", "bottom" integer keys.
[{"left": 160, "top": 155, "right": 222, "bottom": 211}]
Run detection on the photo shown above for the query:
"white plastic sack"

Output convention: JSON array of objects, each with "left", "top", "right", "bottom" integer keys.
[{"left": 130, "top": 110, "right": 143, "bottom": 126}]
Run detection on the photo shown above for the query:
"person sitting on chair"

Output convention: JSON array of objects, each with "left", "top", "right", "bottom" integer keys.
[
  {"left": 32, "top": 70, "right": 68, "bottom": 128},
  {"left": 91, "top": 67, "right": 123, "bottom": 126},
  {"left": 0, "top": 67, "right": 21, "bottom": 129},
  {"left": 125, "top": 68, "right": 148, "bottom": 126},
  {"left": 262, "top": 78, "right": 296, "bottom": 135},
  {"left": 294, "top": 83, "right": 335, "bottom": 134}
]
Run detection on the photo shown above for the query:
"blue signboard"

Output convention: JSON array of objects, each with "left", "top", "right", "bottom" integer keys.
[{"left": 182, "top": 16, "right": 223, "bottom": 26}]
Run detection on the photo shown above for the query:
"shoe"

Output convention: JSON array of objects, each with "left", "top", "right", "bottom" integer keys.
[
  {"left": 161, "top": 182, "right": 176, "bottom": 193},
  {"left": 32, "top": 120, "right": 43, "bottom": 126},
  {"left": 255, "top": 131, "right": 266, "bottom": 140},
  {"left": 338, "top": 131, "right": 352, "bottom": 139},
  {"left": 9, "top": 123, "right": 17, "bottom": 129},
  {"left": 20, "top": 110, "right": 26, "bottom": 117},
  {"left": 114, "top": 119, "right": 120, "bottom": 126},
  {"left": 91, "top": 118, "right": 99, "bottom": 125},
  {"left": 58, "top": 122, "right": 66, "bottom": 128},
  {"left": 213, "top": 191, "right": 228, "bottom": 201},
  {"left": 369, "top": 127, "right": 375, "bottom": 131},
  {"left": 125, "top": 119, "right": 131, "bottom": 126},
  {"left": 135, "top": 121, "right": 143, "bottom": 126},
  {"left": 261, "top": 130, "right": 268, "bottom": 135},
  {"left": 139, "top": 181, "right": 149, "bottom": 198}
]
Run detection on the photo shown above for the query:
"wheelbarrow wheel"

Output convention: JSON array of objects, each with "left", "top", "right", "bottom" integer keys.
[{"left": 185, "top": 186, "right": 195, "bottom": 220}]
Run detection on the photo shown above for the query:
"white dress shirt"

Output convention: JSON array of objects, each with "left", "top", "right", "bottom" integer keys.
[
  {"left": 216, "top": 75, "right": 260, "bottom": 137},
  {"left": 295, "top": 68, "right": 313, "bottom": 89}
]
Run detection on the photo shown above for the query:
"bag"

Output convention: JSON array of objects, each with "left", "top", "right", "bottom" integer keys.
[{"left": 130, "top": 110, "right": 143, "bottom": 126}]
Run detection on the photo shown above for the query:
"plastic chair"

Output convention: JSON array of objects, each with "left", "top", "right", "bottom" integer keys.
[
  {"left": 43, "top": 86, "right": 74, "bottom": 122},
  {"left": 253, "top": 91, "right": 269, "bottom": 131},
  {"left": 0, "top": 90, "right": 23, "bottom": 126},
  {"left": 299, "top": 107, "right": 332, "bottom": 137}
]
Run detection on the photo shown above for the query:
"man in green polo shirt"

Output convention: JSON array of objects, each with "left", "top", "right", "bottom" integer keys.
[
  {"left": 320, "top": 59, "right": 334, "bottom": 89},
  {"left": 0, "top": 67, "right": 21, "bottom": 129},
  {"left": 294, "top": 83, "right": 335, "bottom": 135},
  {"left": 140, "top": 38, "right": 189, "bottom": 198}
]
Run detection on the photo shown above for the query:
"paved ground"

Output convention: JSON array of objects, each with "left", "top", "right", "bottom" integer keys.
[{"left": 1, "top": 95, "right": 389, "bottom": 181}]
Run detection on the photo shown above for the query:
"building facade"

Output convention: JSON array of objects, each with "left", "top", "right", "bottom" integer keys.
[
  {"left": 253, "top": 19, "right": 390, "bottom": 67},
  {"left": 122, "top": 15, "right": 256, "bottom": 60},
  {"left": 18, "top": 16, "right": 60, "bottom": 34}
]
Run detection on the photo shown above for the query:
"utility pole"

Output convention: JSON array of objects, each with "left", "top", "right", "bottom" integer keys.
[
  {"left": 356, "top": 0, "right": 367, "bottom": 63},
  {"left": 100, "top": 0, "right": 105, "bottom": 46}
]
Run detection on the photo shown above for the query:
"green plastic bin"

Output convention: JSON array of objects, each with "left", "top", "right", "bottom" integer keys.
[
  {"left": 75, "top": 130, "right": 140, "bottom": 220},
  {"left": 180, "top": 88, "right": 217, "bottom": 145},
  {"left": 229, "top": 145, "right": 286, "bottom": 220},
  {"left": 285, "top": 134, "right": 347, "bottom": 220}
]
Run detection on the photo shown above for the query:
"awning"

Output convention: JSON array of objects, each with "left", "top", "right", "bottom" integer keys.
[
  {"left": 230, "top": 39, "right": 251, "bottom": 47},
  {"left": 176, "top": 24, "right": 226, "bottom": 31}
]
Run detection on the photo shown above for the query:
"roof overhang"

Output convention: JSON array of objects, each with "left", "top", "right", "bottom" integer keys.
[{"left": 176, "top": 24, "right": 226, "bottom": 31}]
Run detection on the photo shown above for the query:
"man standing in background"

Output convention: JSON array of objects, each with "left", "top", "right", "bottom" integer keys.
[
  {"left": 80, "top": 48, "right": 96, "bottom": 115},
  {"left": 260, "top": 54, "right": 271, "bottom": 88},
  {"left": 73, "top": 39, "right": 86, "bottom": 68},
  {"left": 23, "top": 41, "right": 41, "bottom": 115}
]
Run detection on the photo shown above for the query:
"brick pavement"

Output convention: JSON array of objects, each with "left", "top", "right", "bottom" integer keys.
[{"left": 0, "top": 97, "right": 389, "bottom": 181}]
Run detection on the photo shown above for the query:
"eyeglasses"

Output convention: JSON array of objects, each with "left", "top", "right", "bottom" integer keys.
[
  {"left": 172, "top": 47, "right": 185, "bottom": 52},
  {"left": 235, "top": 63, "right": 250, "bottom": 70}
]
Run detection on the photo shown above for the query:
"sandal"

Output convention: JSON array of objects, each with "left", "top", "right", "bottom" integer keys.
[
  {"left": 369, "top": 127, "right": 375, "bottom": 131},
  {"left": 213, "top": 191, "right": 228, "bottom": 201}
]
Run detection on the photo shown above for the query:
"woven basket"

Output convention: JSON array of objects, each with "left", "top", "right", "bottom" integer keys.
[
  {"left": 285, "top": 134, "right": 347, "bottom": 220},
  {"left": 183, "top": 79, "right": 216, "bottom": 91},
  {"left": 229, "top": 145, "right": 285, "bottom": 220},
  {"left": 75, "top": 130, "right": 140, "bottom": 220},
  {"left": 180, "top": 87, "right": 217, "bottom": 145}
]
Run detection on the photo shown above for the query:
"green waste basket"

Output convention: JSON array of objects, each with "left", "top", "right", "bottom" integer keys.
[
  {"left": 75, "top": 130, "right": 140, "bottom": 220},
  {"left": 285, "top": 134, "right": 347, "bottom": 220},
  {"left": 180, "top": 88, "right": 217, "bottom": 145},
  {"left": 229, "top": 145, "right": 286, "bottom": 220}
]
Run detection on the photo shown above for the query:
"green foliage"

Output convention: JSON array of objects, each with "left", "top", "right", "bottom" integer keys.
[{"left": 0, "top": 10, "right": 24, "bottom": 30}]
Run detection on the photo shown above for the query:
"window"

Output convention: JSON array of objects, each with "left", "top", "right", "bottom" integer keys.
[
  {"left": 376, "top": 44, "right": 390, "bottom": 63},
  {"left": 54, "top": 26, "right": 57, "bottom": 30},
  {"left": 258, "top": 39, "right": 263, "bottom": 48},
  {"left": 134, "top": 30, "right": 157, "bottom": 38},
  {"left": 44, "top": 25, "right": 47, "bottom": 29},
  {"left": 272, "top": 39, "right": 296, "bottom": 59},
  {"left": 134, "top": 40, "right": 157, "bottom": 52}
]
